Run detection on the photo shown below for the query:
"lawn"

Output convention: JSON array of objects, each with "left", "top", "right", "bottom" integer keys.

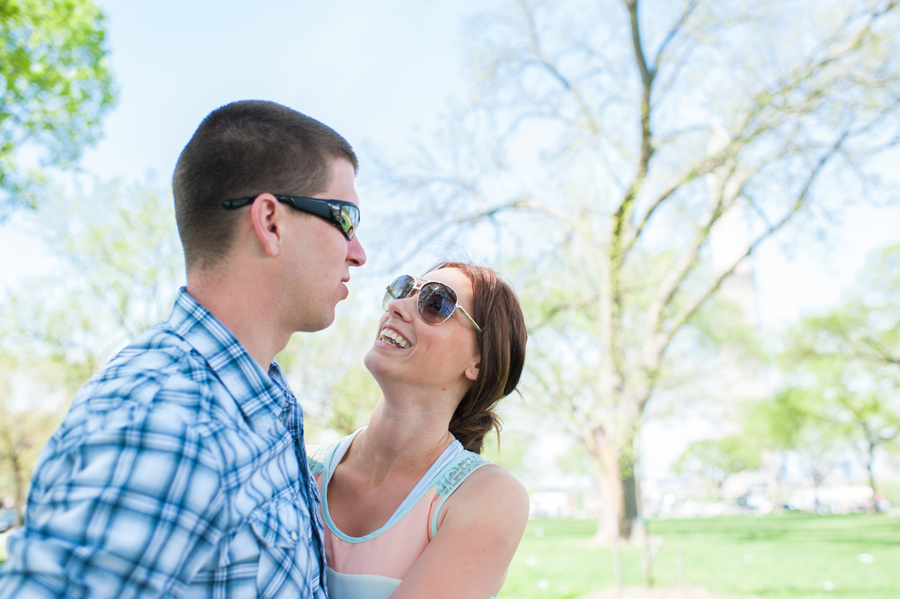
[
  {"left": 502, "top": 513, "right": 900, "bottom": 599},
  {"left": 2, "top": 513, "right": 896, "bottom": 598}
]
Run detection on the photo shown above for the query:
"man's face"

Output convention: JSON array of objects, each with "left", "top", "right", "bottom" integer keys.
[{"left": 282, "top": 158, "right": 366, "bottom": 332}]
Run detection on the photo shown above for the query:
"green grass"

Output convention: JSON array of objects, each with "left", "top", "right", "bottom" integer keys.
[
  {"left": 3, "top": 513, "right": 897, "bottom": 598},
  {"left": 502, "top": 513, "right": 900, "bottom": 599}
]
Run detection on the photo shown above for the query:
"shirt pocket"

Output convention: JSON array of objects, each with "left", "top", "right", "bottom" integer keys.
[
  {"left": 248, "top": 491, "right": 304, "bottom": 550},
  {"left": 248, "top": 491, "right": 314, "bottom": 595}
]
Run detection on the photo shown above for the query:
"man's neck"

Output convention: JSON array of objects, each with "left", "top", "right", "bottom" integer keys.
[{"left": 186, "top": 273, "right": 288, "bottom": 371}]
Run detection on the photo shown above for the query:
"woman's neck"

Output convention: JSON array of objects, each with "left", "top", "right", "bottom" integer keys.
[{"left": 348, "top": 394, "right": 457, "bottom": 483}]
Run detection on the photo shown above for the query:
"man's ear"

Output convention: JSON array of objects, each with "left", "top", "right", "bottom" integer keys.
[{"left": 249, "top": 193, "right": 283, "bottom": 257}]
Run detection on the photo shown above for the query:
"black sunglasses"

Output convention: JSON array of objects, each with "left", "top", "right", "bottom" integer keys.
[
  {"left": 223, "top": 195, "right": 359, "bottom": 240},
  {"left": 382, "top": 274, "right": 482, "bottom": 333}
]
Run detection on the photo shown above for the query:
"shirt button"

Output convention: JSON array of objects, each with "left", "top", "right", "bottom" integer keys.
[{"left": 291, "top": 531, "right": 298, "bottom": 541}]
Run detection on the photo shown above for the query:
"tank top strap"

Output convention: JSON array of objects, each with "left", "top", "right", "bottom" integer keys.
[
  {"left": 433, "top": 450, "right": 489, "bottom": 497},
  {"left": 309, "top": 429, "right": 361, "bottom": 476},
  {"left": 428, "top": 450, "right": 490, "bottom": 539},
  {"left": 308, "top": 444, "right": 333, "bottom": 476}
]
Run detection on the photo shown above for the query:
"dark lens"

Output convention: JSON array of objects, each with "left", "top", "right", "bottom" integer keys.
[
  {"left": 340, "top": 206, "right": 358, "bottom": 239},
  {"left": 383, "top": 275, "right": 415, "bottom": 311},
  {"left": 418, "top": 283, "right": 456, "bottom": 324}
]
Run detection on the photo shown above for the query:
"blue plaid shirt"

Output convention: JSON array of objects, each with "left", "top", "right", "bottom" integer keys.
[{"left": 0, "top": 289, "right": 327, "bottom": 599}]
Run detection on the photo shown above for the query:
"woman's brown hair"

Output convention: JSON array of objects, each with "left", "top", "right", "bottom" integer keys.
[{"left": 428, "top": 261, "right": 527, "bottom": 453}]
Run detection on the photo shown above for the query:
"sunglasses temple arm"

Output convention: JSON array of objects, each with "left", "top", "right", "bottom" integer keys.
[{"left": 458, "top": 307, "right": 483, "bottom": 333}]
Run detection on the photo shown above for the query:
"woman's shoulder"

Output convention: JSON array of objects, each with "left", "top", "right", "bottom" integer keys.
[
  {"left": 460, "top": 462, "right": 528, "bottom": 504},
  {"left": 430, "top": 461, "right": 529, "bottom": 561},
  {"left": 440, "top": 459, "right": 529, "bottom": 528}
]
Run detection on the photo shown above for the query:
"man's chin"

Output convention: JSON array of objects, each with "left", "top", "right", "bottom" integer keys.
[{"left": 296, "top": 312, "right": 336, "bottom": 334}]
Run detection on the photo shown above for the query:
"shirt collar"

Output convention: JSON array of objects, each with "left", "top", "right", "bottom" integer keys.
[{"left": 167, "top": 287, "right": 289, "bottom": 420}]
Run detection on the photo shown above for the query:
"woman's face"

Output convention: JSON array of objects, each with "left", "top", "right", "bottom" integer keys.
[{"left": 364, "top": 267, "right": 481, "bottom": 394}]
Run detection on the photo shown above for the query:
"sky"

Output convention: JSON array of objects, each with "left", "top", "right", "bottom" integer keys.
[
  {"left": 2, "top": 0, "right": 496, "bottom": 286},
  {"left": 77, "top": 1, "right": 485, "bottom": 184},
  {"left": 3, "top": 0, "right": 896, "bottom": 324},
  {"left": 2, "top": 0, "right": 899, "bottom": 483}
]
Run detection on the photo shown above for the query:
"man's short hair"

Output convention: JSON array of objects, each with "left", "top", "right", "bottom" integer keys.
[{"left": 172, "top": 100, "right": 358, "bottom": 271}]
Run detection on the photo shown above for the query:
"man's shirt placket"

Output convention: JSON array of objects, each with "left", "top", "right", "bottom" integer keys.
[{"left": 276, "top": 381, "right": 327, "bottom": 597}]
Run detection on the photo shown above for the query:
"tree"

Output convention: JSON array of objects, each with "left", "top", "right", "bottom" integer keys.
[
  {"left": 374, "top": 0, "right": 900, "bottom": 540},
  {"left": 777, "top": 244, "right": 900, "bottom": 511},
  {"left": 673, "top": 435, "right": 760, "bottom": 498},
  {"left": 0, "top": 352, "right": 66, "bottom": 524},
  {"left": 0, "top": 178, "right": 183, "bottom": 514},
  {"left": 5, "top": 178, "right": 184, "bottom": 369},
  {"left": 752, "top": 389, "right": 849, "bottom": 513},
  {"left": 1, "top": 0, "right": 115, "bottom": 212}
]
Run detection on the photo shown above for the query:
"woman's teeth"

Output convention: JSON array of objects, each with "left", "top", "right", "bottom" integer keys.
[{"left": 380, "top": 328, "right": 410, "bottom": 348}]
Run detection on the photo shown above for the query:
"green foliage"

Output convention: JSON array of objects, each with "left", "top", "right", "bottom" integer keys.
[
  {"left": 752, "top": 388, "right": 821, "bottom": 451},
  {"left": 673, "top": 435, "right": 761, "bottom": 496},
  {"left": 2, "top": 179, "right": 184, "bottom": 376},
  {"left": 687, "top": 293, "right": 767, "bottom": 364},
  {"left": 503, "top": 514, "right": 900, "bottom": 599},
  {"left": 45, "top": 179, "right": 185, "bottom": 339},
  {"left": 552, "top": 437, "right": 595, "bottom": 478},
  {"left": 277, "top": 294, "right": 383, "bottom": 443},
  {"left": 0, "top": 178, "right": 183, "bottom": 512},
  {"left": 325, "top": 366, "right": 380, "bottom": 436},
  {"left": 481, "top": 426, "right": 535, "bottom": 481},
  {"left": 767, "top": 243, "right": 900, "bottom": 493},
  {"left": 752, "top": 387, "right": 849, "bottom": 490},
  {"left": 377, "top": 0, "right": 900, "bottom": 537},
  {"left": 0, "top": 349, "right": 65, "bottom": 519},
  {"left": 0, "top": 0, "right": 115, "bottom": 211}
]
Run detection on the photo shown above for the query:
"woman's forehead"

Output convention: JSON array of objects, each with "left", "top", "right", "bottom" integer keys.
[{"left": 427, "top": 267, "right": 473, "bottom": 299}]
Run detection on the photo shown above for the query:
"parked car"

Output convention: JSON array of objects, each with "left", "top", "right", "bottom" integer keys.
[{"left": 0, "top": 508, "right": 17, "bottom": 532}]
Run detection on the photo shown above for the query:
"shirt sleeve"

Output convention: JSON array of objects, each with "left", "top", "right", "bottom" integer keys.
[{"left": 0, "top": 391, "right": 226, "bottom": 599}]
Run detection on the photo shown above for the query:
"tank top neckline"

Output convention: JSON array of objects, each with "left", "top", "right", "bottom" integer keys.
[{"left": 321, "top": 428, "right": 465, "bottom": 543}]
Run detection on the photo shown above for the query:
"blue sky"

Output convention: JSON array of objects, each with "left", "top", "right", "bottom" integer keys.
[
  {"left": 2, "top": 0, "right": 898, "bottom": 329},
  {"left": 79, "top": 0, "right": 487, "bottom": 183},
  {"left": 1, "top": 0, "right": 898, "bottom": 488},
  {"left": 2, "top": 0, "right": 491, "bottom": 288}
]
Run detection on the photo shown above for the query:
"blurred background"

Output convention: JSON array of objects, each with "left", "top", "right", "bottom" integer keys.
[{"left": 1, "top": 1, "right": 899, "bottom": 597}]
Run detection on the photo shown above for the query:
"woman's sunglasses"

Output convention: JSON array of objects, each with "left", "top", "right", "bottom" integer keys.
[{"left": 382, "top": 274, "right": 482, "bottom": 333}]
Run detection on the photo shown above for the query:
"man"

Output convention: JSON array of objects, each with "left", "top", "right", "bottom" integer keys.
[{"left": 0, "top": 100, "right": 366, "bottom": 598}]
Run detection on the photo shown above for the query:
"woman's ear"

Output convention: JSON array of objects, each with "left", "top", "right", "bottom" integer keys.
[{"left": 464, "top": 361, "right": 480, "bottom": 382}]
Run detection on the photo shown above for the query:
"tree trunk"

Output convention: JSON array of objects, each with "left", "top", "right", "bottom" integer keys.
[
  {"left": 589, "top": 429, "right": 643, "bottom": 543},
  {"left": 11, "top": 449, "right": 26, "bottom": 525},
  {"left": 865, "top": 443, "right": 878, "bottom": 514},
  {"left": 622, "top": 468, "right": 641, "bottom": 540},
  {"left": 812, "top": 472, "right": 826, "bottom": 514},
  {"left": 597, "top": 436, "right": 626, "bottom": 541}
]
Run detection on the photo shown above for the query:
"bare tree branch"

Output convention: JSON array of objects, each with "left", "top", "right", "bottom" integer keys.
[
  {"left": 615, "top": 0, "right": 656, "bottom": 240},
  {"left": 523, "top": 4, "right": 633, "bottom": 160},
  {"left": 652, "top": 0, "right": 699, "bottom": 73},
  {"left": 623, "top": 146, "right": 743, "bottom": 255},
  {"left": 530, "top": 294, "right": 601, "bottom": 330},
  {"left": 639, "top": 159, "right": 760, "bottom": 358},
  {"left": 652, "top": 130, "right": 854, "bottom": 363}
]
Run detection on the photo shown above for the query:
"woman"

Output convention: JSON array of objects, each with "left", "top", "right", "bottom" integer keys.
[{"left": 310, "top": 261, "right": 529, "bottom": 599}]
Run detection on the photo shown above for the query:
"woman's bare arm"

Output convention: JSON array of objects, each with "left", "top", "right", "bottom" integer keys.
[{"left": 389, "top": 464, "right": 529, "bottom": 599}]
